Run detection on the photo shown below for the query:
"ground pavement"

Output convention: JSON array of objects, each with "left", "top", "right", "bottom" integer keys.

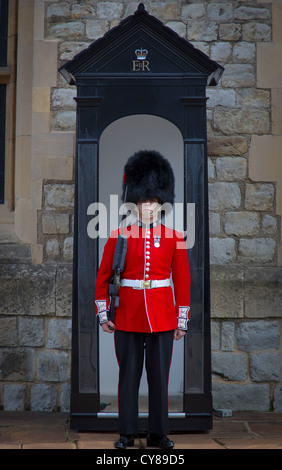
[{"left": 0, "top": 411, "right": 282, "bottom": 450}]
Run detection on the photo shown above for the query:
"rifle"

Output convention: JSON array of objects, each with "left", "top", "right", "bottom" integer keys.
[{"left": 108, "top": 234, "right": 127, "bottom": 324}]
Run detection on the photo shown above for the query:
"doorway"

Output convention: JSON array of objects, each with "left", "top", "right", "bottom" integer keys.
[{"left": 99, "top": 114, "right": 184, "bottom": 413}]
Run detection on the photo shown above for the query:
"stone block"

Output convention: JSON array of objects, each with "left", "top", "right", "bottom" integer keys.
[
  {"left": 212, "top": 351, "right": 247, "bottom": 381},
  {"left": 31, "top": 244, "right": 44, "bottom": 265},
  {"left": 0, "top": 224, "right": 18, "bottom": 243},
  {"left": 32, "top": 87, "right": 50, "bottom": 113},
  {"left": 18, "top": 317, "right": 44, "bottom": 347},
  {"left": 3, "top": 384, "right": 26, "bottom": 411},
  {"left": 47, "top": 21, "right": 84, "bottom": 40},
  {"left": 37, "top": 351, "right": 70, "bottom": 382},
  {"left": 59, "top": 41, "right": 90, "bottom": 61},
  {"left": 46, "top": 239, "right": 60, "bottom": 259},
  {"left": 262, "top": 214, "right": 277, "bottom": 235},
  {"left": 249, "top": 136, "right": 282, "bottom": 183},
  {"left": 242, "top": 22, "right": 271, "bottom": 42},
  {"left": 97, "top": 2, "right": 123, "bottom": 20},
  {"left": 150, "top": 3, "right": 178, "bottom": 21},
  {"left": 44, "top": 184, "right": 74, "bottom": 210},
  {"left": 188, "top": 20, "right": 218, "bottom": 41},
  {"left": 236, "top": 320, "right": 280, "bottom": 351},
  {"left": 30, "top": 384, "right": 57, "bottom": 412},
  {"left": 46, "top": 2, "right": 71, "bottom": 19},
  {"left": 0, "top": 264, "right": 56, "bottom": 316},
  {"left": 210, "top": 266, "right": 244, "bottom": 317},
  {"left": 0, "top": 243, "right": 31, "bottom": 264},
  {"left": 234, "top": 6, "right": 271, "bottom": 20},
  {"left": 245, "top": 268, "right": 282, "bottom": 318},
  {"left": 245, "top": 183, "right": 274, "bottom": 211},
  {"left": 250, "top": 353, "right": 280, "bottom": 382},
  {"left": 221, "top": 322, "right": 235, "bottom": 351},
  {"left": 60, "top": 382, "right": 71, "bottom": 412},
  {"left": 213, "top": 108, "right": 269, "bottom": 134},
  {"left": 51, "top": 88, "right": 76, "bottom": 109},
  {"left": 209, "top": 212, "right": 220, "bottom": 236},
  {"left": 209, "top": 182, "right": 241, "bottom": 211},
  {"left": 211, "top": 321, "right": 220, "bottom": 350},
  {"left": 56, "top": 264, "right": 73, "bottom": 316},
  {"left": 216, "top": 157, "right": 247, "bottom": 181},
  {"left": 14, "top": 198, "right": 37, "bottom": 244},
  {"left": 63, "top": 237, "right": 73, "bottom": 261},
  {"left": 274, "top": 386, "right": 282, "bottom": 412},
  {"left": 47, "top": 318, "right": 71, "bottom": 349},
  {"left": 0, "top": 349, "right": 34, "bottom": 381},
  {"left": 219, "top": 23, "right": 241, "bottom": 41},
  {"left": 208, "top": 157, "right": 215, "bottom": 179},
  {"left": 42, "top": 213, "right": 69, "bottom": 234},
  {"left": 0, "top": 318, "right": 17, "bottom": 346},
  {"left": 257, "top": 42, "right": 282, "bottom": 88},
  {"left": 31, "top": 112, "right": 51, "bottom": 135},
  {"left": 53, "top": 110, "right": 76, "bottom": 131},
  {"left": 210, "top": 238, "right": 236, "bottom": 265},
  {"left": 210, "top": 41, "right": 232, "bottom": 63},
  {"left": 272, "top": 3, "right": 282, "bottom": 42},
  {"left": 212, "top": 382, "right": 270, "bottom": 411},
  {"left": 86, "top": 19, "right": 109, "bottom": 40},
  {"left": 238, "top": 238, "right": 276, "bottom": 263},
  {"left": 272, "top": 89, "right": 282, "bottom": 135},
  {"left": 33, "top": 41, "right": 58, "bottom": 88},
  {"left": 236, "top": 88, "right": 270, "bottom": 109},
  {"left": 224, "top": 212, "right": 259, "bottom": 236},
  {"left": 221, "top": 64, "right": 256, "bottom": 88},
  {"left": 207, "top": 3, "right": 233, "bottom": 21},
  {"left": 165, "top": 21, "right": 186, "bottom": 38},
  {"left": 233, "top": 42, "right": 255, "bottom": 62},
  {"left": 208, "top": 136, "right": 248, "bottom": 156},
  {"left": 182, "top": 4, "right": 205, "bottom": 20},
  {"left": 72, "top": 4, "right": 95, "bottom": 18},
  {"left": 31, "top": 133, "right": 74, "bottom": 179},
  {"left": 206, "top": 88, "right": 235, "bottom": 107}
]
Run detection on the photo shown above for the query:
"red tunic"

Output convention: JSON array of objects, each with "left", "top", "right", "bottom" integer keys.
[{"left": 95, "top": 222, "right": 191, "bottom": 333}]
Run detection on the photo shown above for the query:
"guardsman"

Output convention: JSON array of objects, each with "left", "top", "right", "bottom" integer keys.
[{"left": 95, "top": 150, "right": 191, "bottom": 449}]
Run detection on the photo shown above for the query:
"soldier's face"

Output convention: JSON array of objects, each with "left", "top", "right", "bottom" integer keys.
[{"left": 137, "top": 198, "right": 160, "bottom": 221}]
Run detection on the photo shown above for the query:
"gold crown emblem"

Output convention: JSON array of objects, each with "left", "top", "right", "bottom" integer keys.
[{"left": 135, "top": 48, "right": 148, "bottom": 60}]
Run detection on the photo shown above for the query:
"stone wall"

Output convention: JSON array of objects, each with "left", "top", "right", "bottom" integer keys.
[
  {"left": 0, "top": 0, "right": 282, "bottom": 413},
  {"left": 0, "top": 262, "right": 72, "bottom": 411},
  {"left": 211, "top": 266, "right": 282, "bottom": 411}
]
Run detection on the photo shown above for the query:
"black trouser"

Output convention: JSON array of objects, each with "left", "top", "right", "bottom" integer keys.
[{"left": 114, "top": 330, "right": 174, "bottom": 436}]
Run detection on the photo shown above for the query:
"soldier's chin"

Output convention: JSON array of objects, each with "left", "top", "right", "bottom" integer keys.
[{"left": 139, "top": 210, "right": 153, "bottom": 220}]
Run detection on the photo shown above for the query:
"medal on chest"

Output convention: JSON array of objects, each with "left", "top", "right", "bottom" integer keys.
[{"left": 154, "top": 235, "right": 160, "bottom": 248}]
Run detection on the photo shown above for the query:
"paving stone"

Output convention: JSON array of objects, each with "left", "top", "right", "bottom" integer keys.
[
  {"left": 1, "top": 411, "right": 282, "bottom": 450},
  {"left": 219, "top": 438, "right": 282, "bottom": 449},
  {"left": 248, "top": 422, "right": 282, "bottom": 437},
  {"left": 173, "top": 434, "right": 223, "bottom": 449},
  {"left": 22, "top": 442, "right": 76, "bottom": 449},
  {"left": 210, "top": 420, "right": 249, "bottom": 438}
]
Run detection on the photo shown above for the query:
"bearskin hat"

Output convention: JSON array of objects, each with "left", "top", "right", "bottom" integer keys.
[{"left": 122, "top": 150, "right": 175, "bottom": 205}]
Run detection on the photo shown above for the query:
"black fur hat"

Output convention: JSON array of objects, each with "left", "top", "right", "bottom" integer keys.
[{"left": 122, "top": 150, "right": 175, "bottom": 205}]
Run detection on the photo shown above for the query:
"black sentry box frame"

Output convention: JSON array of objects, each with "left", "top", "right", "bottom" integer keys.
[{"left": 59, "top": 4, "right": 224, "bottom": 432}]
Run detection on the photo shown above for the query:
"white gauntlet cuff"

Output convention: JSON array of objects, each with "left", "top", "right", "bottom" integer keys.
[
  {"left": 95, "top": 300, "right": 109, "bottom": 324},
  {"left": 177, "top": 306, "right": 190, "bottom": 330}
]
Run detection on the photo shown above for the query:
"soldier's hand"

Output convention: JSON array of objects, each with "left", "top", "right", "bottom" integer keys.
[
  {"left": 174, "top": 329, "right": 186, "bottom": 341},
  {"left": 101, "top": 321, "right": 116, "bottom": 333}
]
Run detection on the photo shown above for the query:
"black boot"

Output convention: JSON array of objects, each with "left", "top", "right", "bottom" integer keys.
[
  {"left": 115, "top": 435, "right": 134, "bottom": 449},
  {"left": 147, "top": 434, "right": 174, "bottom": 449}
]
